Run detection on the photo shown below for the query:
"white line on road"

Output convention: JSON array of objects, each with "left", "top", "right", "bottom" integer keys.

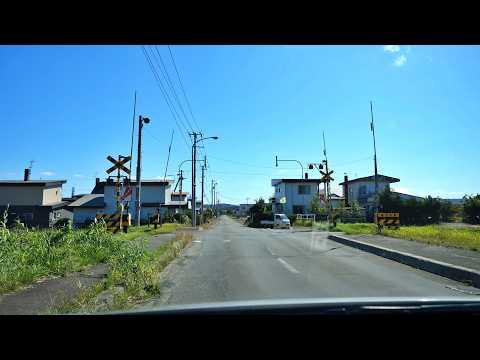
[
  {"left": 193, "top": 240, "right": 202, "bottom": 243},
  {"left": 224, "top": 239, "right": 231, "bottom": 243},
  {"left": 277, "top": 258, "right": 300, "bottom": 274}
]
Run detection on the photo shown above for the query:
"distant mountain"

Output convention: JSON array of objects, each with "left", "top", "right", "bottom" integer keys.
[
  {"left": 205, "top": 203, "right": 239, "bottom": 210},
  {"left": 442, "top": 198, "right": 464, "bottom": 205}
]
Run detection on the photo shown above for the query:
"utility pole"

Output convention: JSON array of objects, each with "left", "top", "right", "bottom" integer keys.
[
  {"left": 200, "top": 155, "right": 206, "bottom": 224},
  {"left": 190, "top": 133, "right": 218, "bottom": 227},
  {"left": 370, "top": 101, "right": 379, "bottom": 218},
  {"left": 136, "top": 115, "right": 150, "bottom": 226},
  {"left": 211, "top": 179, "right": 215, "bottom": 217},
  {"left": 322, "top": 132, "right": 332, "bottom": 226},
  {"left": 191, "top": 132, "right": 199, "bottom": 227}
]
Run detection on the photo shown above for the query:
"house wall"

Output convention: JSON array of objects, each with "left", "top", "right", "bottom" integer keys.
[
  {"left": 0, "top": 205, "right": 52, "bottom": 228},
  {"left": 103, "top": 184, "right": 170, "bottom": 220},
  {"left": 272, "top": 181, "right": 320, "bottom": 216},
  {"left": 43, "top": 186, "right": 63, "bottom": 205},
  {"left": 346, "top": 181, "right": 390, "bottom": 205},
  {"left": 73, "top": 208, "right": 99, "bottom": 225},
  {"left": 0, "top": 186, "right": 45, "bottom": 205}
]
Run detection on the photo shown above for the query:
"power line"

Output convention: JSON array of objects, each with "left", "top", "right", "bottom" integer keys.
[
  {"left": 167, "top": 45, "right": 209, "bottom": 177},
  {"left": 146, "top": 46, "right": 191, "bottom": 138},
  {"left": 168, "top": 45, "right": 202, "bottom": 132},
  {"left": 140, "top": 46, "right": 191, "bottom": 150},
  {"left": 154, "top": 46, "right": 196, "bottom": 134}
]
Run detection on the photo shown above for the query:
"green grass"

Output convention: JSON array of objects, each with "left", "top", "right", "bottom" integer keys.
[
  {"left": 115, "top": 223, "right": 183, "bottom": 241},
  {"left": 49, "top": 231, "right": 193, "bottom": 314},
  {"left": 333, "top": 223, "right": 480, "bottom": 251},
  {"left": 335, "top": 223, "right": 377, "bottom": 235},
  {"left": 382, "top": 226, "right": 480, "bottom": 251},
  {"left": 0, "top": 222, "right": 183, "bottom": 295}
]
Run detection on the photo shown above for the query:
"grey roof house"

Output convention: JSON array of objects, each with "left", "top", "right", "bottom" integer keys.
[{"left": 0, "top": 180, "right": 71, "bottom": 228}]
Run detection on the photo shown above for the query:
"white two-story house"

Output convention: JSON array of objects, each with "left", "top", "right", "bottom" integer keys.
[
  {"left": 70, "top": 178, "right": 175, "bottom": 226},
  {"left": 271, "top": 178, "right": 323, "bottom": 216},
  {"left": 338, "top": 174, "right": 400, "bottom": 213}
]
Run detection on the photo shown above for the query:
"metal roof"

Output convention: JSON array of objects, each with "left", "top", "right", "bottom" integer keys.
[
  {"left": 101, "top": 180, "right": 173, "bottom": 186},
  {"left": 272, "top": 178, "right": 323, "bottom": 185},
  {"left": 0, "top": 180, "right": 66, "bottom": 187},
  {"left": 68, "top": 194, "right": 105, "bottom": 208},
  {"left": 338, "top": 175, "right": 400, "bottom": 186}
]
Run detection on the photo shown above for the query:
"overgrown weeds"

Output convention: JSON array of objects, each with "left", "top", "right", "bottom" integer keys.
[{"left": 48, "top": 231, "right": 193, "bottom": 314}]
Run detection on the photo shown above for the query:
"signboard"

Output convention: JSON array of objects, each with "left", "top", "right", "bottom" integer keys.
[
  {"left": 119, "top": 186, "right": 132, "bottom": 202},
  {"left": 376, "top": 212, "right": 400, "bottom": 229}
]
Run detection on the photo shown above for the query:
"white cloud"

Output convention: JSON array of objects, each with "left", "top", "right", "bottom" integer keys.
[
  {"left": 393, "top": 55, "right": 407, "bottom": 67},
  {"left": 40, "top": 171, "right": 55, "bottom": 177},
  {"left": 383, "top": 45, "right": 400, "bottom": 53}
]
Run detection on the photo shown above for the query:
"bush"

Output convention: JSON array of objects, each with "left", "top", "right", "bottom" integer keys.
[
  {"left": 53, "top": 218, "right": 72, "bottom": 229},
  {"left": 246, "top": 198, "right": 273, "bottom": 227},
  {"left": 378, "top": 188, "right": 445, "bottom": 225},
  {"left": 0, "top": 223, "right": 117, "bottom": 294},
  {"left": 463, "top": 195, "right": 480, "bottom": 224}
]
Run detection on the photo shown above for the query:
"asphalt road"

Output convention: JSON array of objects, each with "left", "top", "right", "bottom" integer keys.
[{"left": 138, "top": 216, "right": 480, "bottom": 308}]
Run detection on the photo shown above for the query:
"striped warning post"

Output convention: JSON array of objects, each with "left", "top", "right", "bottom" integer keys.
[
  {"left": 96, "top": 213, "right": 122, "bottom": 234},
  {"left": 376, "top": 212, "right": 400, "bottom": 229}
]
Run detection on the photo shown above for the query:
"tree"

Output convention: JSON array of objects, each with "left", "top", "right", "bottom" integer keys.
[
  {"left": 463, "top": 194, "right": 480, "bottom": 224},
  {"left": 439, "top": 201, "right": 455, "bottom": 222},
  {"left": 309, "top": 193, "right": 323, "bottom": 215},
  {"left": 247, "top": 198, "right": 273, "bottom": 227}
]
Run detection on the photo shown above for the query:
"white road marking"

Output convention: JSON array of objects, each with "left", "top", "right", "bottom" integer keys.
[
  {"left": 266, "top": 246, "right": 276, "bottom": 256},
  {"left": 277, "top": 258, "right": 300, "bottom": 274},
  {"left": 193, "top": 240, "right": 202, "bottom": 243},
  {"left": 224, "top": 239, "right": 231, "bottom": 243}
]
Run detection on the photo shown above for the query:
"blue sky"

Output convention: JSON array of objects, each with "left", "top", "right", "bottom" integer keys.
[{"left": 1, "top": 45, "right": 479, "bottom": 204}]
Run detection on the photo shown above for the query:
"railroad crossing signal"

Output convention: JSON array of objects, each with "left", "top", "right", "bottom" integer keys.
[
  {"left": 320, "top": 170, "right": 334, "bottom": 182},
  {"left": 106, "top": 155, "right": 131, "bottom": 175}
]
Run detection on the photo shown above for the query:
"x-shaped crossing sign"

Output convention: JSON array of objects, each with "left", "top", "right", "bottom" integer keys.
[
  {"left": 106, "top": 155, "right": 131, "bottom": 175},
  {"left": 320, "top": 170, "right": 334, "bottom": 182}
]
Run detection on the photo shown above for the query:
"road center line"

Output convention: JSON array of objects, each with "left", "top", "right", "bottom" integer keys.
[
  {"left": 224, "top": 239, "right": 231, "bottom": 243},
  {"left": 277, "top": 258, "right": 300, "bottom": 274}
]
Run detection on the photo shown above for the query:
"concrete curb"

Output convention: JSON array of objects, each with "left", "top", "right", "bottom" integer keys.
[{"left": 328, "top": 234, "right": 480, "bottom": 289}]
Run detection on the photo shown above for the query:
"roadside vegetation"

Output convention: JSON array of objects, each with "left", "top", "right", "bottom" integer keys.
[
  {"left": 0, "top": 210, "right": 190, "bottom": 296},
  {"left": 49, "top": 231, "right": 192, "bottom": 314},
  {"left": 333, "top": 223, "right": 480, "bottom": 251}
]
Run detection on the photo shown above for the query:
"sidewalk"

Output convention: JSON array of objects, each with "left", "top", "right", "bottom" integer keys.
[
  {"left": 345, "top": 234, "right": 480, "bottom": 272},
  {"left": 328, "top": 232, "right": 480, "bottom": 288}
]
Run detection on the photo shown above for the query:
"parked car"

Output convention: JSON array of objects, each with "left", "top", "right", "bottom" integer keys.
[{"left": 260, "top": 213, "right": 291, "bottom": 229}]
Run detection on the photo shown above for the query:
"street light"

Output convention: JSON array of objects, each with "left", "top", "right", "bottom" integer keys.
[
  {"left": 275, "top": 156, "right": 304, "bottom": 179},
  {"left": 191, "top": 134, "right": 219, "bottom": 228},
  {"left": 136, "top": 115, "right": 150, "bottom": 226}
]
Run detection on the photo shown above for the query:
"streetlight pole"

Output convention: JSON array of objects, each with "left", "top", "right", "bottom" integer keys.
[
  {"left": 136, "top": 115, "right": 150, "bottom": 226},
  {"left": 370, "top": 101, "right": 379, "bottom": 219},
  {"left": 201, "top": 155, "right": 206, "bottom": 224},
  {"left": 190, "top": 133, "right": 218, "bottom": 228},
  {"left": 275, "top": 156, "right": 304, "bottom": 179}
]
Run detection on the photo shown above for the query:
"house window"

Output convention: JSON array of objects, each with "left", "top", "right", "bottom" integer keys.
[
  {"left": 298, "top": 185, "right": 311, "bottom": 195},
  {"left": 293, "top": 205, "right": 304, "bottom": 214},
  {"left": 359, "top": 185, "right": 367, "bottom": 196}
]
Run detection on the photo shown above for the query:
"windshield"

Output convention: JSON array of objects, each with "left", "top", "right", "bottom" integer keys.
[{"left": 1, "top": 45, "right": 480, "bottom": 316}]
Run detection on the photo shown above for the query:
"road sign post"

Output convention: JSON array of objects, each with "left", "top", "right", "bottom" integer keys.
[
  {"left": 375, "top": 212, "right": 400, "bottom": 231},
  {"left": 106, "top": 155, "right": 132, "bottom": 233}
]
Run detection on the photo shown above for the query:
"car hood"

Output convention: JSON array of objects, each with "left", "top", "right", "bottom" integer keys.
[{"left": 108, "top": 297, "right": 480, "bottom": 315}]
